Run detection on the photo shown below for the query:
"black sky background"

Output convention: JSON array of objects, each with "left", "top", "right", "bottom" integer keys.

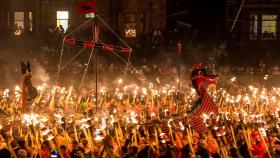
[{"left": 167, "top": 0, "right": 226, "bottom": 42}]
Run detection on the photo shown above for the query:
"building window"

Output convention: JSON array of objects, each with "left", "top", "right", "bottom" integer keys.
[
  {"left": 28, "top": 12, "right": 33, "bottom": 32},
  {"left": 249, "top": 15, "right": 258, "bottom": 40},
  {"left": 125, "top": 13, "right": 136, "bottom": 38},
  {"left": 261, "top": 15, "right": 277, "bottom": 40},
  {"left": 56, "top": 11, "right": 69, "bottom": 32},
  {"left": 85, "top": 13, "right": 95, "bottom": 18},
  {"left": 14, "top": 12, "right": 24, "bottom": 36},
  {"left": 14, "top": 12, "right": 24, "bottom": 29}
]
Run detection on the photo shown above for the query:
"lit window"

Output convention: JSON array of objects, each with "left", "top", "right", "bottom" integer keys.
[
  {"left": 28, "top": 12, "right": 33, "bottom": 32},
  {"left": 57, "top": 11, "right": 69, "bottom": 32},
  {"left": 262, "top": 15, "right": 277, "bottom": 40},
  {"left": 14, "top": 12, "right": 24, "bottom": 36},
  {"left": 249, "top": 15, "right": 258, "bottom": 40},
  {"left": 14, "top": 12, "right": 24, "bottom": 29},
  {"left": 125, "top": 13, "right": 136, "bottom": 38},
  {"left": 85, "top": 13, "right": 95, "bottom": 18},
  {"left": 125, "top": 23, "right": 136, "bottom": 37}
]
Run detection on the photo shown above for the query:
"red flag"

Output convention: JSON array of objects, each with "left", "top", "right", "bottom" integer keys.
[
  {"left": 64, "top": 38, "right": 75, "bottom": 45},
  {"left": 189, "top": 93, "right": 218, "bottom": 133},
  {"left": 120, "top": 48, "right": 132, "bottom": 53},
  {"left": 84, "top": 41, "right": 94, "bottom": 48},
  {"left": 103, "top": 44, "right": 113, "bottom": 52},
  {"left": 76, "top": 1, "right": 96, "bottom": 14}
]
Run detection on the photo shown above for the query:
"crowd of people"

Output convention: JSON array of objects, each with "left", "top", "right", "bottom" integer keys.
[
  {"left": 1, "top": 17, "right": 280, "bottom": 158},
  {"left": 0, "top": 63, "right": 280, "bottom": 157}
]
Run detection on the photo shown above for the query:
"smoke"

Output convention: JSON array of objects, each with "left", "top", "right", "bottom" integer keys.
[{"left": 32, "top": 63, "right": 50, "bottom": 85}]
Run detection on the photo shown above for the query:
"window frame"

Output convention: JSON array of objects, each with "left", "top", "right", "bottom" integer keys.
[
  {"left": 14, "top": 11, "right": 25, "bottom": 29},
  {"left": 28, "top": 11, "right": 33, "bottom": 32},
  {"left": 261, "top": 14, "right": 277, "bottom": 40},
  {"left": 56, "top": 11, "right": 69, "bottom": 32},
  {"left": 124, "top": 12, "right": 137, "bottom": 38},
  {"left": 249, "top": 14, "right": 258, "bottom": 40}
]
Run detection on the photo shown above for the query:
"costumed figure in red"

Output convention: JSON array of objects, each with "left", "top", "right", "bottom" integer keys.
[
  {"left": 189, "top": 62, "right": 218, "bottom": 113},
  {"left": 21, "top": 61, "right": 38, "bottom": 113}
]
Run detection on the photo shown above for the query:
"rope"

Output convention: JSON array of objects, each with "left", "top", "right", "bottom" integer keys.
[
  {"left": 77, "top": 47, "right": 95, "bottom": 97},
  {"left": 98, "top": 40, "right": 138, "bottom": 73},
  {"left": 57, "top": 18, "right": 93, "bottom": 85},
  {"left": 230, "top": 0, "right": 246, "bottom": 32},
  {"left": 56, "top": 39, "right": 65, "bottom": 85},
  {"left": 106, "top": 49, "right": 160, "bottom": 91},
  {"left": 110, "top": 50, "right": 138, "bottom": 73},
  {"left": 60, "top": 47, "right": 86, "bottom": 71},
  {"left": 95, "top": 15, "right": 132, "bottom": 78},
  {"left": 100, "top": 48, "right": 160, "bottom": 93},
  {"left": 64, "top": 18, "right": 93, "bottom": 38},
  {"left": 96, "top": 15, "right": 130, "bottom": 48},
  {"left": 124, "top": 52, "right": 132, "bottom": 80}
]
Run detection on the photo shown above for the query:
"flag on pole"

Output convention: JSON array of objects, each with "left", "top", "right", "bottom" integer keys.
[
  {"left": 189, "top": 93, "right": 218, "bottom": 133},
  {"left": 76, "top": 1, "right": 96, "bottom": 14}
]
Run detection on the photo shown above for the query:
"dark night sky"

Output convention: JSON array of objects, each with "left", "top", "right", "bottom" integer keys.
[{"left": 167, "top": 0, "right": 226, "bottom": 41}]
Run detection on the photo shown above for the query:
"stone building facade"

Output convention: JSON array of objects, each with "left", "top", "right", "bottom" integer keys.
[
  {"left": 0, "top": 0, "right": 166, "bottom": 39},
  {"left": 225, "top": 0, "right": 280, "bottom": 63},
  {"left": 226, "top": 0, "right": 280, "bottom": 42}
]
